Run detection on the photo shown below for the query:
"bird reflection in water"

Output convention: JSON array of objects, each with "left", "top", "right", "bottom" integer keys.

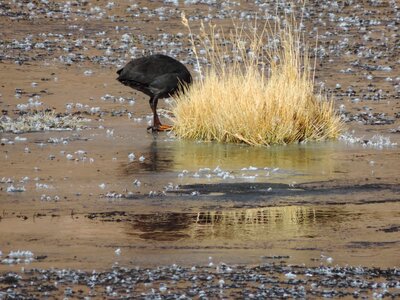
[{"left": 122, "top": 138, "right": 174, "bottom": 174}]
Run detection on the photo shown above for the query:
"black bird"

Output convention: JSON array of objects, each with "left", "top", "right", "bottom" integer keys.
[{"left": 116, "top": 54, "right": 192, "bottom": 131}]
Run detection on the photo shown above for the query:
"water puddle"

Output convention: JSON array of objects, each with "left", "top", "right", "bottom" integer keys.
[
  {"left": 117, "top": 133, "right": 400, "bottom": 184},
  {"left": 121, "top": 139, "right": 343, "bottom": 183},
  {"left": 1, "top": 202, "right": 399, "bottom": 270},
  {"left": 1, "top": 125, "right": 399, "bottom": 271}
]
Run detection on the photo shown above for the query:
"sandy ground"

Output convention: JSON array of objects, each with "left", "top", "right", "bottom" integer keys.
[{"left": 0, "top": 0, "right": 400, "bottom": 298}]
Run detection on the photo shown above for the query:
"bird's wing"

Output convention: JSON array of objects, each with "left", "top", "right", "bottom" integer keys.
[{"left": 148, "top": 73, "right": 180, "bottom": 96}]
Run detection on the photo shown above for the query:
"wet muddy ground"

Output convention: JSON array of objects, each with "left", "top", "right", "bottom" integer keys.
[{"left": 0, "top": 0, "right": 400, "bottom": 298}]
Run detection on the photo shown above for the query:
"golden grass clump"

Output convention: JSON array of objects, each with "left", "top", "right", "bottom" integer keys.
[{"left": 172, "top": 14, "right": 343, "bottom": 146}]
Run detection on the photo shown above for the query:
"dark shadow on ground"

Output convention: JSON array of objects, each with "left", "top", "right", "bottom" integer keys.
[{"left": 168, "top": 181, "right": 400, "bottom": 204}]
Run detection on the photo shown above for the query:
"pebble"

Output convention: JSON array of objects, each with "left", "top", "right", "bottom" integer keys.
[{"left": 6, "top": 185, "right": 26, "bottom": 193}]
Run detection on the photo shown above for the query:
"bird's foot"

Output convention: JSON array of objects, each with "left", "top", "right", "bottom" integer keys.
[
  {"left": 146, "top": 124, "right": 173, "bottom": 132},
  {"left": 158, "top": 124, "right": 173, "bottom": 131}
]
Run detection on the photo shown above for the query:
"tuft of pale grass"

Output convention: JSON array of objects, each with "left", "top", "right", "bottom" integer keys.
[{"left": 172, "top": 14, "right": 343, "bottom": 146}]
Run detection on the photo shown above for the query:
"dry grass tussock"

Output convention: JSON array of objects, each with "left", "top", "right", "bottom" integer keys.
[{"left": 172, "top": 14, "right": 343, "bottom": 146}]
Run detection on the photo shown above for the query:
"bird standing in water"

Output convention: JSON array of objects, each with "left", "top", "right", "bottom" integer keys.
[{"left": 116, "top": 54, "right": 192, "bottom": 132}]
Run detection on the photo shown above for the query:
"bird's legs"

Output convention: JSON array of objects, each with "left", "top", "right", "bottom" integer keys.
[{"left": 147, "top": 96, "right": 172, "bottom": 132}]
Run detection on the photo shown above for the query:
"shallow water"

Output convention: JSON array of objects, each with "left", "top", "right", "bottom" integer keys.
[
  {"left": 1, "top": 103, "right": 400, "bottom": 273},
  {"left": 1, "top": 200, "right": 399, "bottom": 270}
]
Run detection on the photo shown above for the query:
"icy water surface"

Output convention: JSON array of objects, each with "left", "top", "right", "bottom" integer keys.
[
  {"left": 1, "top": 199, "right": 400, "bottom": 270},
  {"left": 1, "top": 129, "right": 399, "bottom": 270}
]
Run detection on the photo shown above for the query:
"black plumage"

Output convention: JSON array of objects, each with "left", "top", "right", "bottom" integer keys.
[{"left": 117, "top": 54, "right": 192, "bottom": 131}]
